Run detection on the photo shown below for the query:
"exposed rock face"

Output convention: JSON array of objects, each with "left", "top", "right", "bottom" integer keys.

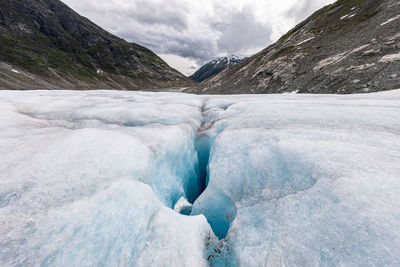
[
  {"left": 0, "top": 0, "right": 192, "bottom": 90},
  {"left": 187, "top": 0, "right": 400, "bottom": 94},
  {"left": 189, "top": 56, "right": 247, "bottom": 83}
]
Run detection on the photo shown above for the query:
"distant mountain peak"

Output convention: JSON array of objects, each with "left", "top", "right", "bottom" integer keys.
[
  {"left": 187, "top": 0, "right": 400, "bottom": 94},
  {"left": 190, "top": 55, "right": 247, "bottom": 83}
]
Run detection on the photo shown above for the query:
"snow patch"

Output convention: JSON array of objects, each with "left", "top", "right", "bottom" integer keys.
[
  {"left": 283, "top": 90, "right": 299, "bottom": 94},
  {"left": 340, "top": 13, "right": 356, "bottom": 20},
  {"left": 296, "top": 37, "right": 315, "bottom": 46},
  {"left": 381, "top": 15, "right": 400, "bottom": 26},
  {"left": 348, "top": 13, "right": 356, "bottom": 19},
  {"left": 379, "top": 53, "right": 400, "bottom": 62},
  {"left": 340, "top": 14, "right": 350, "bottom": 20}
]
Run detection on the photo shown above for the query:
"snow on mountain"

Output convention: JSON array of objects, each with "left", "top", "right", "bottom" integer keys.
[
  {"left": 189, "top": 55, "right": 246, "bottom": 82},
  {"left": 1, "top": 90, "right": 400, "bottom": 266}
]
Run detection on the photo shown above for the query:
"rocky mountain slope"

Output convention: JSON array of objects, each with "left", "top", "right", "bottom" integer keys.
[
  {"left": 0, "top": 0, "right": 192, "bottom": 90},
  {"left": 186, "top": 0, "right": 400, "bottom": 94},
  {"left": 189, "top": 55, "right": 246, "bottom": 82}
]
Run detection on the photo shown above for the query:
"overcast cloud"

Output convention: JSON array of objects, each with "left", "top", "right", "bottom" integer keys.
[{"left": 61, "top": 0, "right": 334, "bottom": 75}]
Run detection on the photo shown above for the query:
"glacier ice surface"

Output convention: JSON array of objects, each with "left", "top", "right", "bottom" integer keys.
[
  {"left": 1, "top": 90, "right": 400, "bottom": 266},
  {"left": 174, "top": 196, "right": 193, "bottom": 215}
]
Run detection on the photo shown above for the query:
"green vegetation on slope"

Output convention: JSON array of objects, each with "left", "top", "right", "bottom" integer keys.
[{"left": 0, "top": 0, "right": 191, "bottom": 89}]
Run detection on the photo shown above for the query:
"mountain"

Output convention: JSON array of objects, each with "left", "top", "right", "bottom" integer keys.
[
  {"left": 186, "top": 0, "right": 400, "bottom": 94},
  {"left": 0, "top": 0, "right": 192, "bottom": 90},
  {"left": 189, "top": 55, "right": 247, "bottom": 82}
]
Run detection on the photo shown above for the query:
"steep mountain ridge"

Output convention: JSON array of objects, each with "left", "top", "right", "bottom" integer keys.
[
  {"left": 0, "top": 0, "right": 192, "bottom": 90},
  {"left": 189, "top": 55, "right": 247, "bottom": 82},
  {"left": 187, "top": 0, "right": 400, "bottom": 94}
]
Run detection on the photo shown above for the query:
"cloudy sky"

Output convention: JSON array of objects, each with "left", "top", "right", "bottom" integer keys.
[{"left": 61, "top": 0, "right": 334, "bottom": 75}]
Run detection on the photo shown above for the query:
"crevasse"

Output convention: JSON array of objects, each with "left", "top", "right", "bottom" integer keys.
[{"left": 1, "top": 91, "right": 400, "bottom": 267}]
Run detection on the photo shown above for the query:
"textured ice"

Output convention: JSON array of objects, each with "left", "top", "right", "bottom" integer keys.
[
  {"left": 193, "top": 92, "right": 400, "bottom": 266},
  {"left": 1, "top": 90, "right": 400, "bottom": 266},
  {"left": 174, "top": 196, "right": 193, "bottom": 215},
  {"left": 0, "top": 91, "right": 216, "bottom": 266}
]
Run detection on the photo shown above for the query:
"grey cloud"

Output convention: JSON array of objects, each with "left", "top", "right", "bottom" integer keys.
[
  {"left": 120, "top": 6, "right": 271, "bottom": 64},
  {"left": 62, "top": 0, "right": 332, "bottom": 69},
  {"left": 118, "top": 29, "right": 218, "bottom": 64},
  {"left": 217, "top": 7, "right": 271, "bottom": 55},
  {"left": 123, "top": 0, "right": 189, "bottom": 31}
]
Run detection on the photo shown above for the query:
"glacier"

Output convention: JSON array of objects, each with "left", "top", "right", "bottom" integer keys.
[{"left": 0, "top": 90, "right": 400, "bottom": 266}]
